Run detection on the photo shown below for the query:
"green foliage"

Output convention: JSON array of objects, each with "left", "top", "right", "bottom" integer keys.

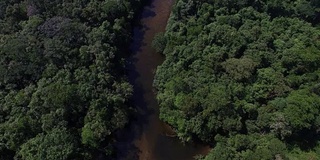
[
  {"left": 203, "top": 134, "right": 287, "bottom": 160},
  {"left": 282, "top": 89, "right": 320, "bottom": 130},
  {"left": 222, "top": 57, "right": 258, "bottom": 81},
  {"left": 155, "top": 0, "right": 320, "bottom": 158},
  {"left": 0, "top": 0, "right": 141, "bottom": 158},
  {"left": 17, "top": 128, "right": 77, "bottom": 160},
  {"left": 152, "top": 32, "right": 167, "bottom": 53}
]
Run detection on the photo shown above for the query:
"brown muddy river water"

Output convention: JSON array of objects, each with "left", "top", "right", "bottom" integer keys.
[{"left": 116, "top": 0, "right": 209, "bottom": 159}]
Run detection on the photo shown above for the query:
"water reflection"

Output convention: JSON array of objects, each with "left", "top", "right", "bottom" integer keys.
[{"left": 116, "top": 0, "right": 209, "bottom": 159}]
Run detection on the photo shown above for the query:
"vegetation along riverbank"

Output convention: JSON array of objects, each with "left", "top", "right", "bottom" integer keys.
[
  {"left": 0, "top": 0, "right": 143, "bottom": 159},
  {"left": 154, "top": 0, "right": 320, "bottom": 159},
  {"left": 1, "top": 0, "right": 320, "bottom": 159}
]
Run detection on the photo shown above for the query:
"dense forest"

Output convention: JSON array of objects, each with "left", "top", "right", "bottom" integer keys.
[
  {"left": 2, "top": 0, "right": 320, "bottom": 159},
  {"left": 0, "top": 0, "right": 143, "bottom": 159},
  {"left": 153, "top": 0, "right": 320, "bottom": 159}
]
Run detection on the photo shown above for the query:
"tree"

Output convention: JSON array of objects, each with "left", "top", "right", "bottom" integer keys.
[
  {"left": 222, "top": 57, "right": 258, "bottom": 81},
  {"left": 0, "top": 0, "right": 140, "bottom": 158},
  {"left": 152, "top": 32, "right": 167, "bottom": 53},
  {"left": 17, "top": 128, "right": 78, "bottom": 160},
  {"left": 155, "top": 0, "right": 320, "bottom": 159}
]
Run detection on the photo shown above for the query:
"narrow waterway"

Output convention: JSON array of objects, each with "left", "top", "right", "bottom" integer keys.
[{"left": 117, "top": 0, "right": 209, "bottom": 159}]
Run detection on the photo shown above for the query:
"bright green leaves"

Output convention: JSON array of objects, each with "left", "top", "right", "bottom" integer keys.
[
  {"left": 252, "top": 68, "right": 291, "bottom": 101},
  {"left": 283, "top": 90, "right": 320, "bottom": 130},
  {"left": 155, "top": 0, "right": 320, "bottom": 159},
  {"left": 174, "top": 93, "right": 199, "bottom": 114},
  {"left": 204, "top": 134, "right": 287, "bottom": 160},
  {"left": 222, "top": 57, "right": 258, "bottom": 81},
  {"left": 17, "top": 128, "right": 77, "bottom": 160},
  {"left": 265, "top": 89, "right": 320, "bottom": 137},
  {"left": 81, "top": 93, "right": 130, "bottom": 149},
  {"left": 81, "top": 99, "right": 111, "bottom": 148},
  {"left": 81, "top": 119, "right": 111, "bottom": 149}
]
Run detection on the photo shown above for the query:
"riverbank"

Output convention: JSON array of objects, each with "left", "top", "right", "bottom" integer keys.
[{"left": 117, "top": 0, "right": 209, "bottom": 159}]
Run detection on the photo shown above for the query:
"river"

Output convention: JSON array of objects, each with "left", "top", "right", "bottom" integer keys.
[{"left": 116, "top": 0, "right": 209, "bottom": 159}]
